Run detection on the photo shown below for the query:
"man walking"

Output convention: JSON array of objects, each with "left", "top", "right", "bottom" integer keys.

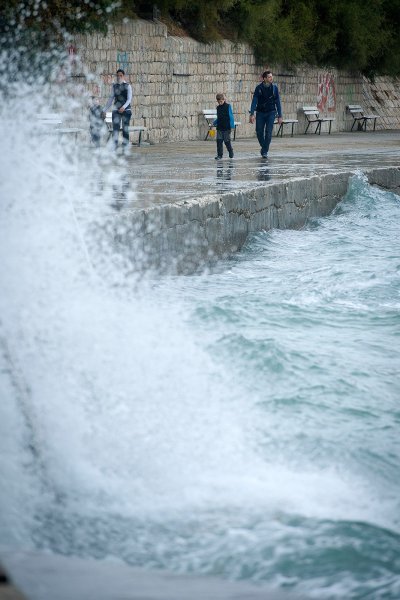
[
  {"left": 249, "top": 70, "right": 282, "bottom": 159},
  {"left": 103, "top": 68, "right": 132, "bottom": 151}
]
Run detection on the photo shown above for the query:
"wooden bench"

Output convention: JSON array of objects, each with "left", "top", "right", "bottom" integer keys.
[
  {"left": 105, "top": 112, "right": 147, "bottom": 145},
  {"left": 274, "top": 118, "right": 298, "bottom": 137},
  {"left": 37, "top": 113, "right": 63, "bottom": 127},
  {"left": 36, "top": 113, "right": 84, "bottom": 142},
  {"left": 302, "top": 106, "right": 335, "bottom": 135},
  {"left": 347, "top": 105, "right": 380, "bottom": 131},
  {"left": 202, "top": 109, "right": 241, "bottom": 141}
]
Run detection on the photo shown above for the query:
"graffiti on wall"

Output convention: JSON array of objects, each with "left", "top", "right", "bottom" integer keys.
[
  {"left": 68, "top": 44, "right": 77, "bottom": 58},
  {"left": 344, "top": 84, "right": 355, "bottom": 103},
  {"left": 117, "top": 51, "right": 129, "bottom": 72},
  {"left": 56, "top": 44, "right": 78, "bottom": 83},
  {"left": 317, "top": 72, "right": 336, "bottom": 112}
]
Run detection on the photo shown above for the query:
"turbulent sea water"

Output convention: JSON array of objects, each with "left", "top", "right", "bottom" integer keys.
[{"left": 1, "top": 114, "right": 400, "bottom": 599}]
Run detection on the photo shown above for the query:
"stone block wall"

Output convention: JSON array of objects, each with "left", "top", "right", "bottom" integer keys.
[
  {"left": 72, "top": 18, "right": 400, "bottom": 144},
  {"left": 362, "top": 76, "right": 400, "bottom": 131}
]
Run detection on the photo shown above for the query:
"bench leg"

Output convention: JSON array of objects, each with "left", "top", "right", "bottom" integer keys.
[
  {"left": 373, "top": 118, "right": 377, "bottom": 131},
  {"left": 315, "top": 121, "right": 321, "bottom": 135},
  {"left": 138, "top": 130, "right": 142, "bottom": 146},
  {"left": 291, "top": 122, "right": 294, "bottom": 137},
  {"left": 304, "top": 122, "right": 310, "bottom": 134},
  {"left": 351, "top": 119, "right": 356, "bottom": 131},
  {"left": 233, "top": 125, "right": 237, "bottom": 141},
  {"left": 276, "top": 123, "right": 282, "bottom": 137},
  {"left": 328, "top": 120, "right": 332, "bottom": 134}
]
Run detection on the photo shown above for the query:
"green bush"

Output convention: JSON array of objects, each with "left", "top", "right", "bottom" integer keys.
[{"left": 2, "top": 0, "right": 399, "bottom": 76}]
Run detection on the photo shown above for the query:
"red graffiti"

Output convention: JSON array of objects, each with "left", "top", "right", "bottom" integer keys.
[{"left": 317, "top": 73, "right": 336, "bottom": 112}]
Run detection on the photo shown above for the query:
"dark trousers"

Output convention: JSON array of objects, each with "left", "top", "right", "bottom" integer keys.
[
  {"left": 90, "top": 127, "right": 101, "bottom": 147},
  {"left": 89, "top": 106, "right": 104, "bottom": 147},
  {"left": 216, "top": 129, "right": 234, "bottom": 157},
  {"left": 90, "top": 120, "right": 104, "bottom": 147},
  {"left": 112, "top": 109, "right": 132, "bottom": 146},
  {"left": 255, "top": 111, "right": 276, "bottom": 154}
]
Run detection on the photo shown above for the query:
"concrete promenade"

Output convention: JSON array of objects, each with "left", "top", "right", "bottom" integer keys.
[
  {"left": 118, "top": 130, "right": 400, "bottom": 207},
  {"left": 97, "top": 130, "right": 400, "bottom": 274}
]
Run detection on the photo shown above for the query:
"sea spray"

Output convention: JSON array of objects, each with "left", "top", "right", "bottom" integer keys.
[{"left": 1, "top": 59, "right": 400, "bottom": 600}]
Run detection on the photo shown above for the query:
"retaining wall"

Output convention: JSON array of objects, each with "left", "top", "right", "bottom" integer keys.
[
  {"left": 71, "top": 19, "right": 400, "bottom": 144},
  {"left": 112, "top": 167, "right": 400, "bottom": 274}
]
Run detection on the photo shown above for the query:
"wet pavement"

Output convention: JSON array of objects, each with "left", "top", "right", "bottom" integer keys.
[{"left": 87, "top": 130, "right": 400, "bottom": 212}]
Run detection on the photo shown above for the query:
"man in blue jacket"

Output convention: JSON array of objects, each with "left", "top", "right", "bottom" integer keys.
[{"left": 249, "top": 70, "right": 283, "bottom": 159}]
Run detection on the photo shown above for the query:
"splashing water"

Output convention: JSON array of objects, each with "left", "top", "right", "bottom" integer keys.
[{"left": 1, "top": 79, "right": 400, "bottom": 600}]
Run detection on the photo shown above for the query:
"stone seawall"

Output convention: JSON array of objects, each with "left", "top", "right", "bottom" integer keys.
[
  {"left": 72, "top": 19, "right": 400, "bottom": 144},
  {"left": 112, "top": 167, "right": 400, "bottom": 274}
]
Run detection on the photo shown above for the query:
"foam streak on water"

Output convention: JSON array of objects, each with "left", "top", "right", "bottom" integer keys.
[{"left": 1, "top": 101, "right": 400, "bottom": 599}]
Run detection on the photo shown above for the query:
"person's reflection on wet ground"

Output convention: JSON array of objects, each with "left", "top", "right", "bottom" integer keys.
[
  {"left": 93, "top": 173, "right": 105, "bottom": 197},
  {"left": 257, "top": 158, "right": 271, "bottom": 182},
  {"left": 111, "top": 175, "right": 131, "bottom": 210},
  {"left": 216, "top": 160, "right": 234, "bottom": 191}
]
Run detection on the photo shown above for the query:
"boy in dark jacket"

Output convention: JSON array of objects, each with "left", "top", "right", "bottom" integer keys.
[{"left": 213, "top": 93, "right": 235, "bottom": 159}]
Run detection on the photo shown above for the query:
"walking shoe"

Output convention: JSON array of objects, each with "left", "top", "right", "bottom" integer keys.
[
  {"left": 261, "top": 153, "right": 268, "bottom": 159},
  {"left": 229, "top": 153, "right": 234, "bottom": 158},
  {"left": 215, "top": 155, "right": 223, "bottom": 160}
]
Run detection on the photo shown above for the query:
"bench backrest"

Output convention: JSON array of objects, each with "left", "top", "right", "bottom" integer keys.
[
  {"left": 302, "top": 106, "right": 319, "bottom": 117},
  {"left": 347, "top": 105, "right": 364, "bottom": 115},
  {"left": 36, "top": 113, "right": 63, "bottom": 125},
  {"left": 202, "top": 109, "right": 242, "bottom": 128},
  {"left": 202, "top": 109, "right": 217, "bottom": 121}
]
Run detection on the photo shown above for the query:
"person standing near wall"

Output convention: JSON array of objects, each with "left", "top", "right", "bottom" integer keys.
[
  {"left": 102, "top": 68, "right": 132, "bottom": 151},
  {"left": 249, "top": 70, "right": 282, "bottom": 159}
]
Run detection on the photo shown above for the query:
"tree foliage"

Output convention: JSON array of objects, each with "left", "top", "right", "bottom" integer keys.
[
  {"left": 1, "top": 0, "right": 399, "bottom": 77},
  {"left": 0, "top": 0, "right": 123, "bottom": 84},
  {"left": 141, "top": 0, "right": 400, "bottom": 76}
]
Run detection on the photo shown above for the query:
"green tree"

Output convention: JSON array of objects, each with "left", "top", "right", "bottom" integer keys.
[
  {"left": 0, "top": 0, "right": 120, "bottom": 83},
  {"left": 1, "top": 0, "right": 399, "bottom": 78}
]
